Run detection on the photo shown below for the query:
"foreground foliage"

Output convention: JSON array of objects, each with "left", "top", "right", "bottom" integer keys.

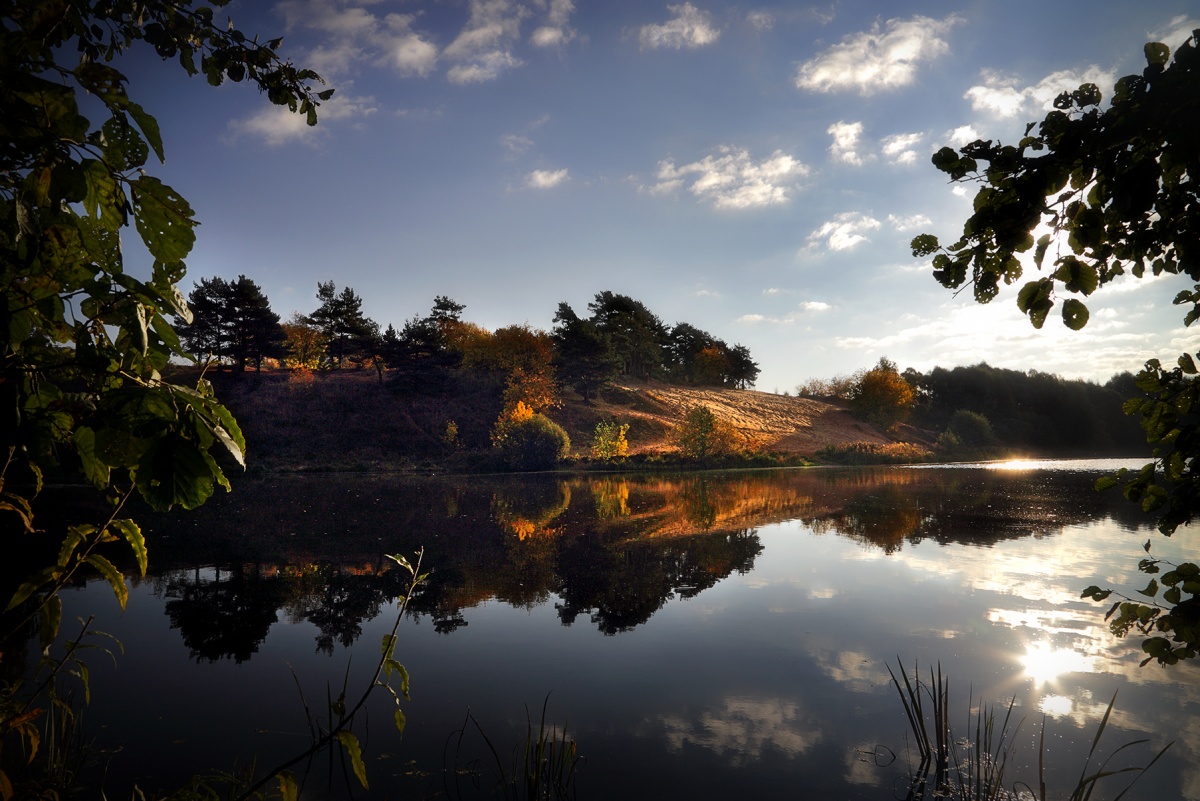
[
  {"left": 888, "top": 661, "right": 1170, "bottom": 801},
  {"left": 913, "top": 31, "right": 1200, "bottom": 665},
  {"left": 0, "top": 0, "right": 333, "bottom": 794}
]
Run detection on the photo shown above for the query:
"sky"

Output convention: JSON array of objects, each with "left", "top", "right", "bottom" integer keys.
[{"left": 120, "top": 0, "right": 1199, "bottom": 392}]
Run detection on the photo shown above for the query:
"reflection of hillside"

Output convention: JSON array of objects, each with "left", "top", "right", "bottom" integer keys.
[{"left": 132, "top": 465, "right": 1153, "bottom": 657}]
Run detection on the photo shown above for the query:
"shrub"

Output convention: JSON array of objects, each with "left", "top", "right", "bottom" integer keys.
[
  {"left": 946, "top": 409, "right": 995, "bottom": 448},
  {"left": 849, "top": 358, "right": 915, "bottom": 430},
  {"left": 817, "top": 441, "right": 932, "bottom": 465},
  {"left": 493, "top": 403, "right": 571, "bottom": 470},
  {"left": 675, "top": 404, "right": 740, "bottom": 459},
  {"left": 591, "top": 421, "right": 630, "bottom": 459}
]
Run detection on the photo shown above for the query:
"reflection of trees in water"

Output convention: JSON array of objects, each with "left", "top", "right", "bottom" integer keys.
[
  {"left": 299, "top": 565, "right": 400, "bottom": 655},
  {"left": 158, "top": 561, "right": 407, "bottom": 660},
  {"left": 805, "top": 486, "right": 927, "bottom": 554},
  {"left": 160, "top": 566, "right": 286, "bottom": 663},
  {"left": 801, "top": 469, "right": 1153, "bottom": 552},
  {"left": 554, "top": 530, "right": 763, "bottom": 635},
  {"left": 145, "top": 466, "right": 1154, "bottom": 655}
]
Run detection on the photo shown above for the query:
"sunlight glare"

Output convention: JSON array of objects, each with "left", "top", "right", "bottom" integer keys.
[
  {"left": 1038, "top": 694, "right": 1074, "bottom": 718},
  {"left": 1020, "top": 642, "right": 1095, "bottom": 686}
]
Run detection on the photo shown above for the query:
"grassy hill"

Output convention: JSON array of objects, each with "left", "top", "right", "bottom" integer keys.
[{"left": 196, "top": 368, "right": 910, "bottom": 472}]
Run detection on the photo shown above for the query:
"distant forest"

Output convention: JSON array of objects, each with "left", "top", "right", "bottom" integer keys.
[{"left": 906, "top": 364, "right": 1146, "bottom": 456}]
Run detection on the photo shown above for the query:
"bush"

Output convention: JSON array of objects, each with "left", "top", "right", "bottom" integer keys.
[
  {"left": 946, "top": 409, "right": 995, "bottom": 448},
  {"left": 591, "top": 421, "right": 630, "bottom": 459},
  {"left": 493, "top": 403, "right": 571, "bottom": 470},
  {"left": 849, "top": 358, "right": 915, "bottom": 430},
  {"left": 816, "top": 441, "right": 932, "bottom": 465},
  {"left": 675, "top": 404, "right": 740, "bottom": 459}
]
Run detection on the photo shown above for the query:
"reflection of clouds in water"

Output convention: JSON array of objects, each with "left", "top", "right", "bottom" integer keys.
[
  {"left": 812, "top": 649, "right": 890, "bottom": 693},
  {"left": 658, "top": 696, "right": 821, "bottom": 765},
  {"left": 807, "top": 587, "right": 837, "bottom": 600},
  {"left": 844, "top": 743, "right": 889, "bottom": 787}
]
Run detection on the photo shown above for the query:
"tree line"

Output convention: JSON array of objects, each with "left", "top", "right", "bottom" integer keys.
[
  {"left": 799, "top": 358, "right": 1146, "bottom": 456},
  {"left": 176, "top": 280, "right": 761, "bottom": 397}
]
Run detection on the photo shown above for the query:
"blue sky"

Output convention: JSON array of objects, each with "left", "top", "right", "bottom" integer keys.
[{"left": 125, "top": 1, "right": 1198, "bottom": 392}]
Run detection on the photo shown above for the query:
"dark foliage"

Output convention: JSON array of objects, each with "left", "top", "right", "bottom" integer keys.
[{"left": 909, "top": 363, "right": 1146, "bottom": 456}]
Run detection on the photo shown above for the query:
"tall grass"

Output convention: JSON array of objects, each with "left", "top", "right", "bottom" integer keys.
[
  {"left": 888, "top": 660, "right": 1171, "bottom": 801},
  {"left": 444, "top": 696, "right": 581, "bottom": 801}
]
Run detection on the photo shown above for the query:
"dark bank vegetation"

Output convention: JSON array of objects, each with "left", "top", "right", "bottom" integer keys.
[{"left": 803, "top": 358, "right": 1145, "bottom": 463}]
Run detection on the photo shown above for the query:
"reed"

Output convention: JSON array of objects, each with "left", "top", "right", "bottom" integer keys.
[{"left": 888, "top": 659, "right": 1171, "bottom": 801}]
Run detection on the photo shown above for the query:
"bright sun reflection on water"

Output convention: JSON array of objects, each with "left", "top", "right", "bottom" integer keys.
[
  {"left": 1020, "top": 641, "right": 1096, "bottom": 686},
  {"left": 990, "top": 459, "right": 1044, "bottom": 471}
]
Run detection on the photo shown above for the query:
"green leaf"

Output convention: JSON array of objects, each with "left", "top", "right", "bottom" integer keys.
[
  {"left": 135, "top": 436, "right": 218, "bottom": 511},
  {"left": 112, "top": 519, "right": 147, "bottom": 576},
  {"left": 38, "top": 595, "right": 62, "bottom": 652},
  {"left": 85, "top": 554, "right": 129, "bottom": 610},
  {"left": 58, "top": 524, "right": 95, "bottom": 568},
  {"left": 278, "top": 772, "right": 299, "bottom": 801},
  {"left": 395, "top": 707, "right": 407, "bottom": 735},
  {"left": 72, "top": 427, "right": 111, "bottom": 489},
  {"left": 131, "top": 176, "right": 196, "bottom": 263},
  {"left": 1136, "top": 578, "right": 1159, "bottom": 598},
  {"left": 1144, "top": 42, "right": 1171, "bottom": 67},
  {"left": 6, "top": 567, "right": 61, "bottom": 612},
  {"left": 1016, "top": 279, "right": 1053, "bottom": 328},
  {"left": 82, "top": 159, "right": 125, "bottom": 231},
  {"left": 125, "top": 100, "right": 164, "bottom": 162},
  {"left": 1062, "top": 298, "right": 1090, "bottom": 330},
  {"left": 1053, "top": 257, "right": 1099, "bottom": 296},
  {"left": 335, "top": 731, "right": 369, "bottom": 789},
  {"left": 910, "top": 234, "right": 939, "bottom": 257}
]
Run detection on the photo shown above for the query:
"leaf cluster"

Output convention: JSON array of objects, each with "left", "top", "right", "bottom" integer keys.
[
  {"left": 913, "top": 33, "right": 1199, "bottom": 331},
  {"left": 2, "top": 2, "right": 331, "bottom": 792},
  {"left": 915, "top": 31, "right": 1200, "bottom": 666}
]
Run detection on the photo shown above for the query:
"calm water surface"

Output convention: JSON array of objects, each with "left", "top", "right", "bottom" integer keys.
[{"left": 52, "top": 461, "right": 1200, "bottom": 799}]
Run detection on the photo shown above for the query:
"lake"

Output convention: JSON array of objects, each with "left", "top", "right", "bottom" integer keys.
[{"left": 47, "top": 460, "right": 1200, "bottom": 799}]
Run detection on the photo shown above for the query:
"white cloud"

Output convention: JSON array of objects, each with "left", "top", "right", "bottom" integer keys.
[
  {"left": 647, "top": 146, "right": 809, "bottom": 209},
  {"left": 695, "top": 289, "right": 720, "bottom": 297},
  {"left": 965, "top": 65, "right": 1117, "bottom": 118},
  {"left": 277, "top": 1, "right": 438, "bottom": 79},
  {"left": 444, "top": 0, "right": 527, "bottom": 84},
  {"left": 806, "top": 212, "right": 881, "bottom": 251},
  {"left": 530, "top": 0, "right": 577, "bottom": 47},
  {"left": 945, "top": 125, "right": 980, "bottom": 147},
  {"left": 382, "top": 15, "right": 439, "bottom": 76},
  {"left": 228, "top": 94, "right": 377, "bottom": 145},
  {"left": 881, "top": 132, "right": 923, "bottom": 165},
  {"left": 640, "top": 3, "right": 721, "bottom": 50},
  {"left": 1149, "top": 16, "right": 1200, "bottom": 51},
  {"left": 737, "top": 301, "right": 830, "bottom": 325},
  {"left": 526, "top": 168, "right": 569, "bottom": 188},
  {"left": 794, "top": 15, "right": 958, "bottom": 95},
  {"left": 827, "top": 121, "right": 868, "bottom": 166},
  {"left": 747, "top": 10, "right": 774, "bottom": 31},
  {"left": 887, "top": 213, "right": 931, "bottom": 232},
  {"left": 502, "top": 134, "right": 534, "bottom": 155}
]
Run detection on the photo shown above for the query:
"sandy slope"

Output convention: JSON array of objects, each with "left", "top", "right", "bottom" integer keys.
[{"left": 583, "top": 381, "right": 897, "bottom": 455}]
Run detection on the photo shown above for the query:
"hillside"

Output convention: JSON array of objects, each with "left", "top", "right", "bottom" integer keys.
[
  {"left": 563, "top": 380, "right": 902, "bottom": 455},
  {"left": 202, "top": 370, "right": 909, "bottom": 471}
]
